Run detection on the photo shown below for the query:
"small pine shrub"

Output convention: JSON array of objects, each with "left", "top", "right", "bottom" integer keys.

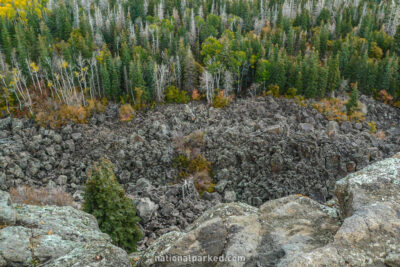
[
  {"left": 213, "top": 90, "right": 232, "bottom": 108},
  {"left": 165, "top": 86, "right": 190, "bottom": 104},
  {"left": 119, "top": 104, "right": 135, "bottom": 122},
  {"left": 83, "top": 159, "right": 143, "bottom": 253}
]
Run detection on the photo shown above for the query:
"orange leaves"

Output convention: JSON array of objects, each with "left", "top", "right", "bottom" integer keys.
[
  {"left": 378, "top": 90, "right": 394, "bottom": 104},
  {"left": 119, "top": 104, "right": 134, "bottom": 122},
  {"left": 35, "top": 104, "right": 88, "bottom": 128},
  {"left": 191, "top": 89, "right": 201, "bottom": 101},
  {"left": 212, "top": 90, "right": 232, "bottom": 108}
]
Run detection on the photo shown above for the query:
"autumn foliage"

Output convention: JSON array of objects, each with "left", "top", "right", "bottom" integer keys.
[{"left": 213, "top": 90, "right": 233, "bottom": 108}]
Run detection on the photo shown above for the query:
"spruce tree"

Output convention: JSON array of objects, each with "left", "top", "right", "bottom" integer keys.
[
  {"left": 183, "top": 48, "right": 197, "bottom": 93},
  {"left": 394, "top": 24, "right": 400, "bottom": 56},
  {"left": 83, "top": 159, "right": 143, "bottom": 253},
  {"left": 346, "top": 84, "right": 359, "bottom": 114}
]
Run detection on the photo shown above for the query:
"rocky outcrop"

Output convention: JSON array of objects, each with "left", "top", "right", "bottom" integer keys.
[
  {"left": 137, "top": 154, "right": 400, "bottom": 266},
  {"left": 2, "top": 95, "right": 400, "bottom": 207},
  {"left": 0, "top": 191, "right": 131, "bottom": 267}
]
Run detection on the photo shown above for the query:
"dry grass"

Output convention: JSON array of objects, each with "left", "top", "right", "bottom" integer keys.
[
  {"left": 173, "top": 130, "right": 204, "bottom": 159},
  {"left": 10, "top": 186, "right": 75, "bottom": 207},
  {"left": 191, "top": 170, "right": 215, "bottom": 194}
]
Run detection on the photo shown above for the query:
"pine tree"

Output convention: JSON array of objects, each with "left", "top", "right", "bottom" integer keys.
[
  {"left": 111, "top": 58, "right": 121, "bottom": 100},
  {"left": 100, "top": 64, "right": 111, "bottom": 99},
  {"left": 346, "top": 84, "right": 359, "bottom": 114},
  {"left": 318, "top": 65, "right": 328, "bottom": 98},
  {"left": 327, "top": 55, "right": 341, "bottom": 94},
  {"left": 130, "top": 59, "right": 145, "bottom": 90},
  {"left": 183, "top": 48, "right": 197, "bottom": 93},
  {"left": 83, "top": 159, "right": 143, "bottom": 253}
]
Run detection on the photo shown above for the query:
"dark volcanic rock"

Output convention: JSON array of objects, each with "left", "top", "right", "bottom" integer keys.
[{"left": 1, "top": 95, "right": 400, "bottom": 208}]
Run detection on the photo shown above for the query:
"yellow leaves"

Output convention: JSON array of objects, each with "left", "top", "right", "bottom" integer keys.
[
  {"left": 0, "top": 0, "right": 44, "bottom": 19},
  {"left": 96, "top": 51, "right": 105, "bottom": 63},
  {"left": 47, "top": 81, "right": 53, "bottom": 87},
  {"left": 61, "top": 61, "right": 69, "bottom": 68},
  {"left": 30, "top": 62, "right": 39, "bottom": 72},
  {"left": 40, "top": 220, "right": 45, "bottom": 224},
  {"left": 47, "top": 229, "right": 53, "bottom": 235}
]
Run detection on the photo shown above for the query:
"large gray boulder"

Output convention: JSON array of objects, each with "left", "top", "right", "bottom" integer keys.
[
  {"left": 0, "top": 191, "right": 131, "bottom": 267},
  {"left": 137, "top": 153, "right": 400, "bottom": 267},
  {"left": 137, "top": 198, "right": 339, "bottom": 267}
]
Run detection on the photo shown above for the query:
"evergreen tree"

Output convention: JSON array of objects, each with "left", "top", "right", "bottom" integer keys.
[
  {"left": 183, "top": 48, "right": 197, "bottom": 93},
  {"left": 327, "top": 55, "right": 341, "bottom": 94},
  {"left": 346, "top": 84, "right": 359, "bottom": 114},
  {"left": 394, "top": 24, "right": 400, "bottom": 56},
  {"left": 83, "top": 159, "right": 143, "bottom": 253}
]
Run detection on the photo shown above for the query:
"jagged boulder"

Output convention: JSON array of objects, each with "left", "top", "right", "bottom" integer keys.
[
  {"left": 137, "top": 154, "right": 400, "bottom": 267},
  {"left": 287, "top": 153, "right": 400, "bottom": 266},
  {"left": 0, "top": 191, "right": 131, "bottom": 267}
]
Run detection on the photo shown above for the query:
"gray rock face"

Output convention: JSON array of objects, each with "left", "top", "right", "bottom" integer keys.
[
  {"left": 137, "top": 154, "right": 400, "bottom": 267},
  {"left": 0, "top": 191, "right": 131, "bottom": 267}
]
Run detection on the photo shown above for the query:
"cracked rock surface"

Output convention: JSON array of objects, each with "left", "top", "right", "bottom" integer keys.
[
  {"left": 137, "top": 154, "right": 400, "bottom": 267},
  {"left": 0, "top": 190, "right": 131, "bottom": 267}
]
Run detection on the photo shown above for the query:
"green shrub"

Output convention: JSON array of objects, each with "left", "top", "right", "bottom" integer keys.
[
  {"left": 83, "top": 158, "right": 143, "bottom": 253},
  {"left": 285, "top": 88, "right": 297, "bottom": 99},
  {"left": 165, "top": 86, "right": 190, "bottom": 104}
]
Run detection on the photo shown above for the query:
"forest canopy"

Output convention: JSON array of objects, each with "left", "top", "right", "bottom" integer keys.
[{"left": 1, "top": 0, "right": 400, "bottom": 117}]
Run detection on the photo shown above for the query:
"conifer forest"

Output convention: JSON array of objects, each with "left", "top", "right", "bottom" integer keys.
[{"left": 1, "top": 0, "right": 400, "bottom": 119}]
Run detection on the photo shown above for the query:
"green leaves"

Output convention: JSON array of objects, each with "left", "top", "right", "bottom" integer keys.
[{"left": 83, "top": 159, "right": 143, "bottom": 253}]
